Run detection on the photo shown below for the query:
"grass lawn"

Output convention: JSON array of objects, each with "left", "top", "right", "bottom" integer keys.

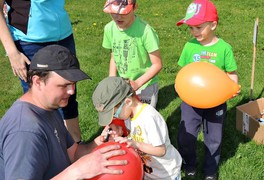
[{"left": 0, "top": 0, "right": 263, "bottom": 179}]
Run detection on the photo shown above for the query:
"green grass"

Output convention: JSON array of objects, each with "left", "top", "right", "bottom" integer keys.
[{"left": 0, "top": 0, "right": 264, "bottom": 179}]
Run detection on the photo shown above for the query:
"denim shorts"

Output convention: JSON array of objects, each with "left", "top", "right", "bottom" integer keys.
[{"left": 15, "top": 34, "right": 78, "bottom": 119}]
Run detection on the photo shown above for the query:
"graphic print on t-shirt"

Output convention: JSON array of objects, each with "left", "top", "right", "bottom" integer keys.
[
  {"left": 113, "top": 38, "right": 138, "bottom": 75},
  {"left": 129, "top": 125, "right": 153, "bottom": 174},
  {"left": 193, "top": 50, "right": 217, "bottom": 63}
]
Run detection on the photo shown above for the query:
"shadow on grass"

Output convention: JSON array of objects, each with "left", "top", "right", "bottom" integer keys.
[
  {"left": 156, "top": 83, "right": 178, "bottom": 110},
  {"left": 221, "top": 97, "right": 250, "bottom": 162},
  {"left": 71, "top": 20, "right": 82, "bottom": 25},
  {"left": 220, "top": 88, "right": 264, "bottom": 164},
  {"left": 156, "top": 83, "right": 180, "bottom": 146}
]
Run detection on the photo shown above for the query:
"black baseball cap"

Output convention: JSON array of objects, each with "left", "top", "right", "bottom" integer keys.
[{"left": 30, "top": 45, "right": 91, "bottom": 82}]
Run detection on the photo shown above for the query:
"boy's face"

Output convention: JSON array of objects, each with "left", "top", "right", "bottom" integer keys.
[
  {"left": 110, "top": 8, "right": 136, "bottom": 30},
  {"left": 188, "top": 21, "right": 217, "bottom": 45}
]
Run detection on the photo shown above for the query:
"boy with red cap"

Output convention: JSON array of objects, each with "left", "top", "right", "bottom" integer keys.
[
  {"left": 176, "top": 0, "right": 239, "bottom": 180},
  {"left": 102, "top": 0, "right": 163, "bottom": 108}
]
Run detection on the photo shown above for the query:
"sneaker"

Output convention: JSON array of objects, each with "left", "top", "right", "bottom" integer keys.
[
  {"left": 185, "top": 169, "right": 196, "bottom": 179},
  {"left": 205, "top": 174, "right": 217, "bottom": 180}
]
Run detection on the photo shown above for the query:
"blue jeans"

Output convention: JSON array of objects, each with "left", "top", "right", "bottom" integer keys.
[{"left": 15, "top": 34, "right": 78, "bottom": 119}]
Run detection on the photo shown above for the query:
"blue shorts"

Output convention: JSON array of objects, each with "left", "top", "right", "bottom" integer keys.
[{"left": 15, "top": 34, "right": 78, "bottom": 119}]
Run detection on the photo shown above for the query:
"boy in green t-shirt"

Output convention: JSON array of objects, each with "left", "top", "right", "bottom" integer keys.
[
  {"left": 102, "top": 0, "right": 162, "bottom": 108},
  {"left": 175, "top": 0, "right": 239, "bottom": 180}
]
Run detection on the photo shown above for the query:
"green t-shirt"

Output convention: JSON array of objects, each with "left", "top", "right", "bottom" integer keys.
[
  {"left": 178, "top": 38, "right": 237, "bottom": 72},
  {"left": 103, "top": 16, "right": 160, "bottom": 89}
]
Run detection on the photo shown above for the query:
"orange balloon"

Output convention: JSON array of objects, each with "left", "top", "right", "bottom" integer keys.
[
  {"left": 88, "top": 142, "right": 143, "bottom": 180},
  {"left": 175, "top": 62, "right": 240, "bottom": 108}
]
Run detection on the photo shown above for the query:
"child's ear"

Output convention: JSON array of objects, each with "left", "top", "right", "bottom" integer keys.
[
  {"left": 211, "top": 21, "right": 217, "bottom": 31},
  {"left": 125, "top": 98, "right": 133, "bottom": 107}
]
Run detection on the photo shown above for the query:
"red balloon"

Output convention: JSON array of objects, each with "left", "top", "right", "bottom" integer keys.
[
  {"left": 175, "top": 62, "right": 240, "bottom": 108},
  {"left": 88, "top": 142, "right": 143, "bottom": 180}
]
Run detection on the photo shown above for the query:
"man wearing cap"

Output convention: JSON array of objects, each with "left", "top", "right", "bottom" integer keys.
[
  {"left": 0, "top": 45, "right": 127, "bottom": 179},
  {"left": 0, "top": 0, "right": 83, "bottom": 144},
  {"left": 175, "top": 0, "right": 239, "bottom": 180}
]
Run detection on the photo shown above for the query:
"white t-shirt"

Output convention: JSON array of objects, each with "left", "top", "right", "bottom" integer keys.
[{"left": 129, "top": 104, "right": 182, "bottom": 180}]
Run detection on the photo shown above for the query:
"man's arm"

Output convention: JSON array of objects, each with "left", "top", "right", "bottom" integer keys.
[
  {"left": 53, "top": 143, "right": 127, "bottom": 180},
  {"left": 67, "top": 135, "right": 103, "bottom": 162}
]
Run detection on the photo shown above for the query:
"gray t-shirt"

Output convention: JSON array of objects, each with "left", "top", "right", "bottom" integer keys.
[{"left": 0, "top": 100, "right": 74, "bottom": 180}]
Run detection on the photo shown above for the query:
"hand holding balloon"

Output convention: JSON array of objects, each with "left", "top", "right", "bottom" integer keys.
[
  {"left": 175, "top": 62, "right": 240, "bottom": 108},
  {"left": 114, "top": 136, "right": 136, "bottom": 149},
  {"left": 226, "top": 71, "right": 240, "bottom": 98},
  {"left": 88, "top": 142, "right": 143, "bottom": 180},
  {"left": 75, "top": 143, "right": 127, "bottom": 180}
]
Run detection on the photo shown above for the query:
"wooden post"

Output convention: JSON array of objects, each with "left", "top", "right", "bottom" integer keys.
[{"left": 250, "top": 17, "right": 259, "bottom": 101}]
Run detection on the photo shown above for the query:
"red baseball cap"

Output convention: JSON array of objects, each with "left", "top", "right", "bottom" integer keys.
[
  {"left": 103, "top": 0, "right": 136, "bottom": 15},
  {"left": 176, "top": 0, "right": 218, "bottom": 26}
]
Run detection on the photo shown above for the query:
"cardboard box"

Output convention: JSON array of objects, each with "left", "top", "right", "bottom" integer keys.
[{"left": 236, "top": 98, "right": 264, "bottom": 144}]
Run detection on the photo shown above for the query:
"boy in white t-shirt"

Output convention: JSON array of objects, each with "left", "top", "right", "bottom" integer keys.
[{"left": 92, "top": 77, "right": 182, "bottom": 180}]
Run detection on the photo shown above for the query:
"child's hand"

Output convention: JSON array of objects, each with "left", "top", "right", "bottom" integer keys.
[
  {"left": 94, "top": 126, "right": 115, "bottom": 146},
  {"left": 129, "top": 80, "right": 140, "bottom": 91},
  {"left": 232, "top": 85, "right": 241, "bottom": 98},
  {"left": 114, "top": 137, "right": 136, "bottom": 149},
  {"left": 100, "top": 125, "right": 121, "bottom": 142}
]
